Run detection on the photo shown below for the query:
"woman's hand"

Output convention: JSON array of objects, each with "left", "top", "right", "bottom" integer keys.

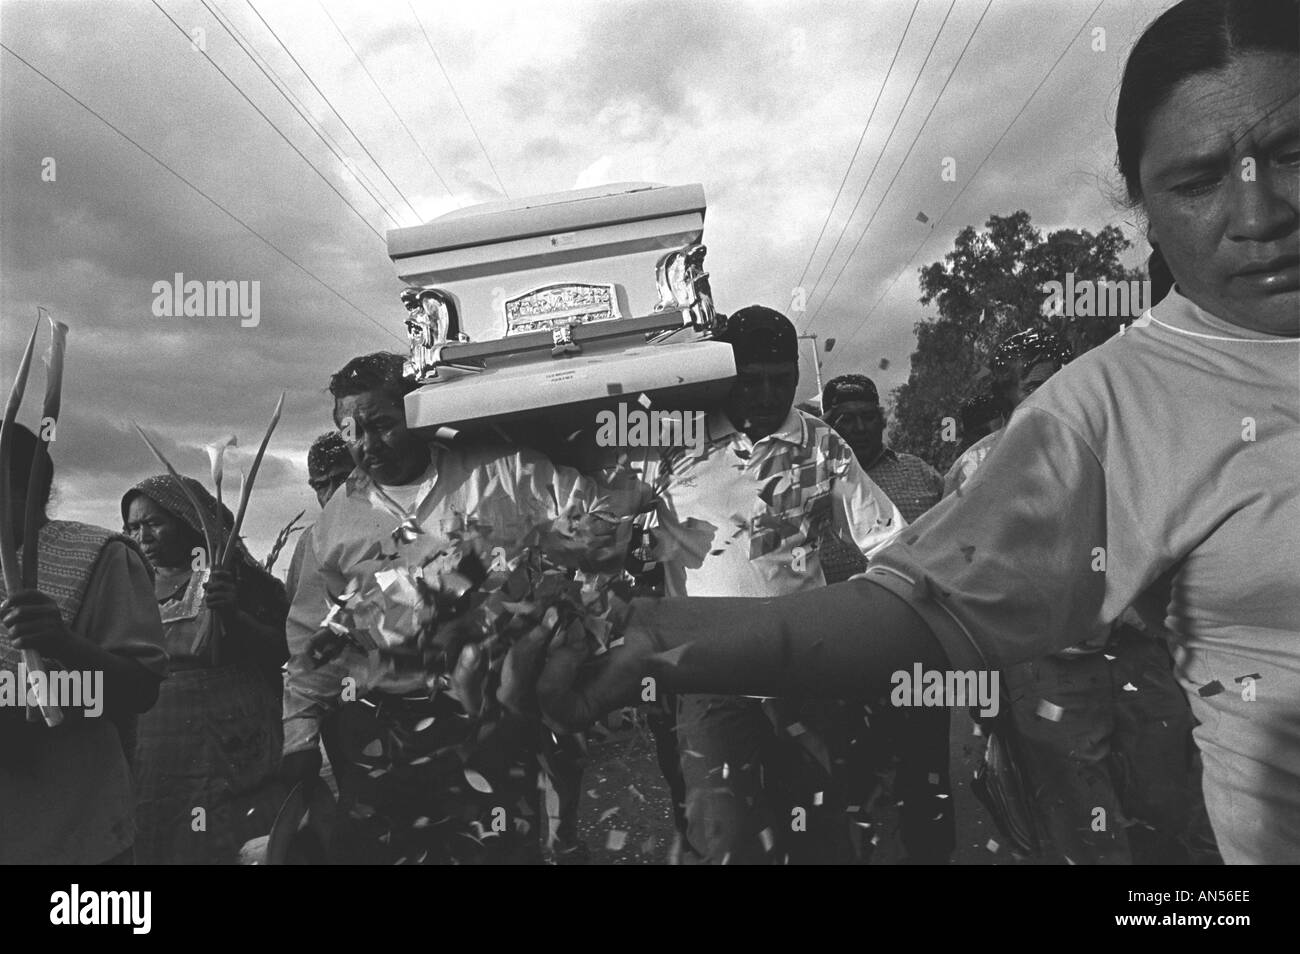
[
  {"left": 202, "top": 569, "right": 240, "bottom": 620},
  {"left": 0, "top": 590, "right": 77, "bottom": 661}
]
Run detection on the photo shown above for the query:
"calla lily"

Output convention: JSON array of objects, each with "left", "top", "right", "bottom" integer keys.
[{"left": 205, "top": 433, "right": 238, "bottom": 515}]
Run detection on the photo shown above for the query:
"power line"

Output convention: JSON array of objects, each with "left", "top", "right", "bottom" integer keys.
[
  {"left": 202, "top": 0, "right": 403, "bottom": 229},
  {"left": 805, "top": 0, "right": 995, "bottom": 330},
  {"left": 0, "top": 41, "right": 404, "bottom": 346},
  {"left": 245, "top": 0, "right": 423, "bottom": 223},
  {"left": 823, "top": 0, "right": 1108, "bottom": 379},
  {"left": 149, "top": 0, "right": 386, "bottom": 243},
  {"left": 801, "top": 0, "right": 959, "bottom": 318},
  {"left": 408, "top": 0, "right": 509, "bottom": 198},
  {"left": 794, "top": 0, "right": 921, "bottom": 332},
  {"left": 317, "top": 0, "right": 453, "bottom": 197}
]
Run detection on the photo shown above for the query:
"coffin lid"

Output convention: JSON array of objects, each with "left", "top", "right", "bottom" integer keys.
[{"left": 387, "top": 182, "right": 706, "bottom": 260}]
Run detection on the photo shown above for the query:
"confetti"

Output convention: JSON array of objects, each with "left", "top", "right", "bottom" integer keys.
[
  {"left": 412, "top": 817, "right": 431, "bottom": 829},
  {"left": 605, "top": 830, "right": 628, "bottom": 851},
  {"left": 1035, "top": 699, "right": 1066, "bottom": 722},
  {"left": 813, "top": 791, "right": 824, "bottom": 806},
  {"left": 464, "top": 768, "right": 493, "bottom": 794},
  {"left": 1103, "top": 654, "right": 1117, "bottom": 661},
  {"left": 759, "top": 828, "right": 776, "bottom": 852},
  {"left": 637, "top": 393, "right": 652, "bottom": 409},
  {"left": 362, "top": 739, "right": 384, "bottom": 758},
  {"left": 1198, "top": 680, "right": 1225, "bottom": 698},
  {"left": 721, "top": 763, "right": 730, "bottom": 779},
  {"left": 878, "top": 358, "right": 890, "bottom": 370},
  {"left": 959, "top": 545, "right": 976, "bottom": 563},
  {"left": 598, "top": 807, "right": 619, "bottom": 823},
  {"left": 1234, "top": 673, "right": 1262, "bottom": 683},
  {"left": 1122, "top": 682, "right": 1138, "bottom": 692},
  {"left": 928, "top": 773, "right": 941, "bottom": 786},
  {"left": 986, "top": 839, "right": 1000, "bottom": 853},
  {"left": 414, "top": 717, "right": 436, "bottom": 732},
  {"left": 786, "top": 722, "right": 807, "bottom": 737}
]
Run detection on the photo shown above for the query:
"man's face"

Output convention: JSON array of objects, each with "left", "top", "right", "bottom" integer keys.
[
  {"left": 725, "top": 361, "right": 799, "bottom": 442},
  {"left": 334, "top": 389, "right": 430, "bottom": 486},
  {"left": 309, "top": 462, "right": 354, "bottom": 508},
  {"left": 998, "top": 359, "right": 1059, "bottom": 415},
  {"left": 826, "top": 399, "right": 886, "bottom": 463}
]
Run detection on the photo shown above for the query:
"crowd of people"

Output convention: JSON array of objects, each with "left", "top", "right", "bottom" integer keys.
[{"left": 0, "top": 0, "right": 1295, "bottom": 865}]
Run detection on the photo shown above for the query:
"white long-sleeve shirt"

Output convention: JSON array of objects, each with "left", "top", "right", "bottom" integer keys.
[{"left": 282, "top": 442, "right": 598, "bottom": 755}]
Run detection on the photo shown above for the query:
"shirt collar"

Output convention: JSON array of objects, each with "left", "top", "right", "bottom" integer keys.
[
  {"left": 705, "top": 407, "right": 804, "bottom": 451},
  {"left": 862, "top": 445, "right": 896, "bottom": 470}
]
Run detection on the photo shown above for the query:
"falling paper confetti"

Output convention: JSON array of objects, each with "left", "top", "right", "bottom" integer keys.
[
  {"left": 878, "top": 358, "right": 890, "bottom": 370},
  {"left": 1198, "top": 680, "right": 1225, "bottom": 697},
  {"left": 759, "top": 828, "right": 776, "bottom": 852},
  {"left": 464, "top": 768, "right": 494, "bottom": 794},
  {"left": 1122, "top": 682, "right": 1138, "bottom": 692},
  {"left": 598, "top": 807, "right": 619, "bottom": 823},
  {"left": 637, "top": 393, "right": 652, "bottom": 409},
  {"left": 1036, "top": 700, "right": 1066, "bottom": 722},
  {"left": 987, "top": 839, "right": 1000, "bottom": 853},
  {"left": 362, "top": 739, "right": 384, "bottom": 758},
  {"left": 606, "top": 830, "right": 628, "bottom": 851},
  {"left": 813, "top": 791, "right": 824, "bottom": 806},
  {"left": 414, "top": 717, "right": 436, "bottom": 732}
]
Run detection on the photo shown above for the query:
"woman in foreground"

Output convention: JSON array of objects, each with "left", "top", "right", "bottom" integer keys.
[{"left": 527, "top": 0, "right": 1300, "bottom": 864}]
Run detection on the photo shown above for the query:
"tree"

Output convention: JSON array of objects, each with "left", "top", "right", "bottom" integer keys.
[{"left": 888, "top": 210, "right": 1145, "bottom": 472}]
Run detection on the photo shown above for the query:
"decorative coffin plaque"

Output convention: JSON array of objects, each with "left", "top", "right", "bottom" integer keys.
[{"left": 504, "top": 282, "right": 621, "bottom": 335}]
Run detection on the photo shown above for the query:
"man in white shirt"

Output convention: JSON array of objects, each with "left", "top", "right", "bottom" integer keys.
[
  {"left": 642, "top": 306, "right": 903, "bottom": 863},
  {"left": 281, "top": 352, "right": 631, "bottom": 863}
]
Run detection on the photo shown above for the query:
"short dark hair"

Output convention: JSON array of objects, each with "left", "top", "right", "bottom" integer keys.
[
  {"left": 328, "top": 352, "right": 417, "bottom": 406},
  {"left": 1116, "top": 0, "right": 1298, "bottom": 205},
  {"left": 307, "top": 431, "right": 353, "bottom": 480},
  {"left": 4, "top": 422, "right": 53, "bottom": 513}
]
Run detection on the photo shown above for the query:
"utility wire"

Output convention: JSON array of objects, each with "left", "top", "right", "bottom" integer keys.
[
  {"left": 805, "top": 0, "right": 995, "bottom": 329},
  {"left": 0, "top": 42, "right": 403, "bottom": 345},
  {"left": 202, "top": 0, "right": 403, "bottom": 228},
  {"left": 408, "top": 0, "right": 509, "bottom": 198},
  {"left": 794, "top": 0, "right": 921, "bottom": 332},
  {"left": 150, "top": 0, "right": 387, "bottom": 243},
  {"left": 822, "top": 0, "right": 1108, "bottom": 378},
  {"left": 246, "top": 0, "right": 423, "bottom": 223},
  {"left": 317, "top": 0, "right": 453, "bottom": 197},
  {"left": 801, "top": 0, "right": 958, "bottom": 318}
]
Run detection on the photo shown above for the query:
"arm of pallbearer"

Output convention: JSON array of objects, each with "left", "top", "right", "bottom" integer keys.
[
  {"left": 282, "top": 533, "right": 351, "bottom": 757},
  {"left": 830, "top": 447, "right": 907, "bottom": 553}
]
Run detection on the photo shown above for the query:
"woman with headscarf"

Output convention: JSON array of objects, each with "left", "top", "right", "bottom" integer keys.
[
  {"left": 1, "top": 424, "right": 166, "bottom": 864},
  {"left": 123, "top": 474, "right": 289, "bottom": 865},
  {"left": 530, "top": 0, "right": 1300, "bottom": 864}
]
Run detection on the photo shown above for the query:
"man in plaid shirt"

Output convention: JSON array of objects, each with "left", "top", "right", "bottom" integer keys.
[{"left": 639, "top": 307, "right": 902, "bottom": 864}]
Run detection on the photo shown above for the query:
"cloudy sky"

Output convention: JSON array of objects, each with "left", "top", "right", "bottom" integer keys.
[{"left": 2, "top": 0, "right": 1172, "bottom": 570}]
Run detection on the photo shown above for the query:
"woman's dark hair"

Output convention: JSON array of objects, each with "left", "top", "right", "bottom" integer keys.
[
  {"left": 4, "top": 423, "right": 53, "bottom": 512},
  {"left": 1116, "top": 0, "right": 1299, "bottom": 205},
  {"left": 328, "top": 352, "right": 417, "bottom": 407}
]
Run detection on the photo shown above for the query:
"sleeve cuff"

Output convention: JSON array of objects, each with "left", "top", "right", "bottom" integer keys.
[{"left": 859, "top": 566, "right": 991, "bottom": 673}]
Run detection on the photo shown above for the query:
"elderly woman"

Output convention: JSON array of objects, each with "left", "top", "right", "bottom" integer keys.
[
  {"left": 1, "top": 424, "right": 166, "bottom": 864},
  {"left": 533, "top": 0, "right": 1300, "bottom": 864},
  {"left": 123, "top": 475, "right": 289, "bottom": 864}
]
